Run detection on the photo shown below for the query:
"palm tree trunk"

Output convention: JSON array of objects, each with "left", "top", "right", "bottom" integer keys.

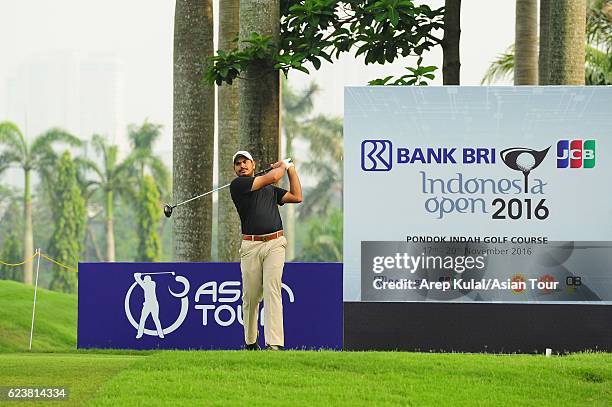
[
  {"left": 23, "top": 168, "right": 33, "bottom": 284},
  {"left": 238, "top": 0, "right": 281, "bottom": 166},
  {"left": 218, "top": 0, "right": 241, "bottom": 262},
  {"left": 87, "top": 224, "right": 103, "bottom": 261},
  {"left": 442, "top": 0, "right": 461, "bottom": 85},
  {"left": 173, "top": 0, "right": 215, "bottom": 261},
  {"left": 548, "top": 0, "right": 587, "bottom": 84},
  {"left": 538, "top": 0, "right": 552, "bottom": 84},
  {"left": 514, "top": 0, "right": 538, "bottom": 85},
  {"left": 105, "top": 190, "right": 115, "bottom": 262}
]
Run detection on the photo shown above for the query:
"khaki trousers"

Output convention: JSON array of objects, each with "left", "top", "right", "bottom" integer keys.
[{"left": 239, "top": 235, "right": 287, "bottom": 346}]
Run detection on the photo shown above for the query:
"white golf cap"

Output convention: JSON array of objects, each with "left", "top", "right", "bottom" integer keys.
[{"left": 232, "top": 150, "right": 253, "bottom": 163}]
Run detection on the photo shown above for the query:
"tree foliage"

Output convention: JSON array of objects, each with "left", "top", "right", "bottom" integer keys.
[
  {"left": 587, "top": 0, "right": 612, "bottom": 52},
  {"left": 0, "top": 121, "right": 81, "bottom": 284},
  {"left": 0, "top": 230, "right": 23, "bottom": 281},
  {"left": 128, "top": 120, "right": 170, "bottom": 198},
  {"left": 282, "top": 82, "right": 343, "bottom": 218},
  {"left": 48, "top": 152, "right": 86, "bottom": 293},
  {"left": 206, "top": 0, "right": 444, "bottom": 85},
  {"left": 136, "top": 175, "right": 161, "bottom": 262},
  {"left": 281, "top": 82, "right": 344, "bottom": 260},
  {"left": 76, "top": 134, "right": 137, "bottom": 261},
  {"left": 297, "top": 207, "right": 343, "bottom": 261},
  {"left": 0, "top": 199, "right": 23, "bottom": 282}
]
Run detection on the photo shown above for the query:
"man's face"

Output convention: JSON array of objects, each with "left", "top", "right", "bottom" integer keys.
[{"left": 234, "top": 156, "right": 255, "bottom": 177}]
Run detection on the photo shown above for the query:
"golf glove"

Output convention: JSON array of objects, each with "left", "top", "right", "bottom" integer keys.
[{"left": 282, "top": 158, "right": 294, "bottom": 170}]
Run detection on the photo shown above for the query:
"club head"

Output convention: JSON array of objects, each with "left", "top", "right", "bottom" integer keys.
[{"left": 163, "top": 204, "right": 173, "bottom": 218}]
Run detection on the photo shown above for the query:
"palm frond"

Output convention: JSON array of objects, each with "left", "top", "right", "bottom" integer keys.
[
  {"left": 586, "top": 44, "right": 612, "bottom": 84},
  {"left": 105, "top": 145, "right": 119, "bottom": 179},
  {"left": 90, "top": 134, "right": 109, "bottom": 162},
  {"left": 0, "top": 150, "right": 23, "bottom": 175},
  {"left": 481, "top": 45, "right": 515, "bottom": 85},
  {"left": 145, "top": 155, "right": 171, "bottom": 195},
  {"left": 30, "top": 128, "right": 81, "bottom": 160},
  {"left": 587, "top": 0, "right": 612, "bottom": 51},
  {"left": 128, "top": 120, "right": 163, "bottom": 151},
  {"left": 282, "top": 81, "right": 319, "bottom": 117},
  {"left": 0, "top": 121, "right": 27, "bottom": 159},
  {"left": 74, "top": 156, "right": 103, "bottom": 179}
]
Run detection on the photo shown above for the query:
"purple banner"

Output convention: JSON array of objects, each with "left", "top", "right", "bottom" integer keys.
[{"left": 78, "top": 262, "right": 343, "bottom": 350}]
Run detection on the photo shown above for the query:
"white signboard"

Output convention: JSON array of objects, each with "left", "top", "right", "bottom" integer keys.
[{"left": 344, "top": 86, "right": 612, "bottom": 302}]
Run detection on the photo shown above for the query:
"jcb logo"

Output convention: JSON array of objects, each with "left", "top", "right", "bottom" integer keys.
[{"left": 557, "top": 140, "right": 596, "bottom": 168}]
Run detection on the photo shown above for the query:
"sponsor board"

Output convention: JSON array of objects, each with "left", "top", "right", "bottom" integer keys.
[
  {"left": 78, "top": 262, "right": 342, "bottom": 350},
  {"left": 345, "top": 86, "right": 612, "bottom": 301}
]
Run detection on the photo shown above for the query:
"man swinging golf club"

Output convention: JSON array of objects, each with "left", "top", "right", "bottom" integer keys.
[{"left": 230, "top": 151, "right": 302, "bottom": 350}]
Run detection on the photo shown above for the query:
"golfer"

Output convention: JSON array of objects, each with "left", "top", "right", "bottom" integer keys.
[{"left": 230, "top": 151, "right": 302, "bottom": 350}]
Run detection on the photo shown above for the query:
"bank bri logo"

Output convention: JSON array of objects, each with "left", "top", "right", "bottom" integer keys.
[
  {"left": 361, "top": 140, "right": 392, "bottom": 171},
  {"left": 557, "top": 140, "right": 596, "bottom": 168}
]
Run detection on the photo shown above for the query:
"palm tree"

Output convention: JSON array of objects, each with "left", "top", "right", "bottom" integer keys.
[
  {"left": 483, "top": 0, "right": 610, "bottom": 85},
  {"left": 0, "top": 121, "right": 81, "bottom": 284},
  {"left": 173, "top": 0, "right": 215, "bottom": 261},
  {"left": 299, "top": 115, "right": 343, "bottom": 218},
  {"left": 282, "top": 81, "right": 319, "bottom": 158},
  {"left": 127, "top": 120, "right": 170, "bottom": 196},
  {"left": 218, "top": 0, "right": 241, "bottom": 262},
  {"left": 482, "top": 46, "right": 611, "bottom": 85},
  {"left": 238, "top": 0, "right": 280, "bottom": 166},
  {"left": 77, "top": 135, "right": 135, "bottom": 261},
  {"left": 548, "top": 0, "right": 587, "bottom": 84},
  {"left": 280, "top": 82, "right": 343, "bottom": 218},
  {"left": 74, "top": 153, "right": 104, "bottom": 262},
  {"left": 539, "top": 0, "right": 552, "bottom": 84},
  {"left": 514, "top": 0, "right": 538, "bottom": 84},
  {"left": 297, "top": 207, "right": 343, "bottom": 262},
  {"left": 281, "top": 81, "right": 319, "bottom": 260}
]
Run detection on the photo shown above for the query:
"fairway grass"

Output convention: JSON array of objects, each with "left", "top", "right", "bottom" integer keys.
[
  {"left": 0, "top": 280, "right": 76, "bottom": 352},
  {"left": 1, "top": 280, "right": 611, "bottom": 405},
  {"left": 2, "top": 351, "right": 610, "bottom": 406},
  {"left": 0, "top": 353, "right": 144, "bottom": 406}
]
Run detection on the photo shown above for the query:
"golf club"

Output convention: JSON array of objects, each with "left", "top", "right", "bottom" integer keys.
[{"left": 163, "top": 158, "right": 292, "bottom": 218}]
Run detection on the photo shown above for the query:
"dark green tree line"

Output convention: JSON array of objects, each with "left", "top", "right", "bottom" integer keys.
[{"left": 48, "top": 151, "right": 86, "bottom": 293}]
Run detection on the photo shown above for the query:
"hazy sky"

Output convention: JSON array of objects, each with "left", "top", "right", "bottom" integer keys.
[{"left": 0, "top": 0, "right": 515, "bottom": 151}]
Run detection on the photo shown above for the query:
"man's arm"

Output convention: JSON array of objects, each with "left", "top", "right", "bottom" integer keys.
[
  {"left": 134, "top": 273, "right": 144, "bottom": 287},
  {"left": 251, "top": 159, "right": 295, "bottom": 191},
  {"left": 281, "top": 166, "right": 302, "bottom": 204},
  {"left": 251, "top": 165, "right": 286, "bottom": 191}
]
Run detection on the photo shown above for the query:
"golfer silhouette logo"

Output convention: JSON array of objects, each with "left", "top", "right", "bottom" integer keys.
[{"left": 124, "top": 272, "right": 190, "bottom": 339}]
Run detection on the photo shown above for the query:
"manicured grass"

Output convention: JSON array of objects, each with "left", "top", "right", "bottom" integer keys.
[
  {"left": 1, "top": 280, "right": 611, "bottom": 405},
  {"left": 0, "top": 280, "right": 76, "bottom": 352},
  {"left": 0, "top": 353, "right": 144, "bottom": 406},
  {"left": 89, "top": 351, "right": 612, "bottom": 406}
]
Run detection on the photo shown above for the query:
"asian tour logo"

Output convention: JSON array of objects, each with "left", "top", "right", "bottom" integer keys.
[
  {"left": 124, "top": 272, "right": 190, "bottom": 339},
  {"left": 557, "top": 140, "right": 596, "bottom": 169},
  {"left": 124, "top": 272, "right": 297, "bottom": 339}
]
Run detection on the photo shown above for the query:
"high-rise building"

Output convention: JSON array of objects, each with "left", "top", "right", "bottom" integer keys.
[{"left": 5, "top": 51, "right": 127, "bottom": 154}]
